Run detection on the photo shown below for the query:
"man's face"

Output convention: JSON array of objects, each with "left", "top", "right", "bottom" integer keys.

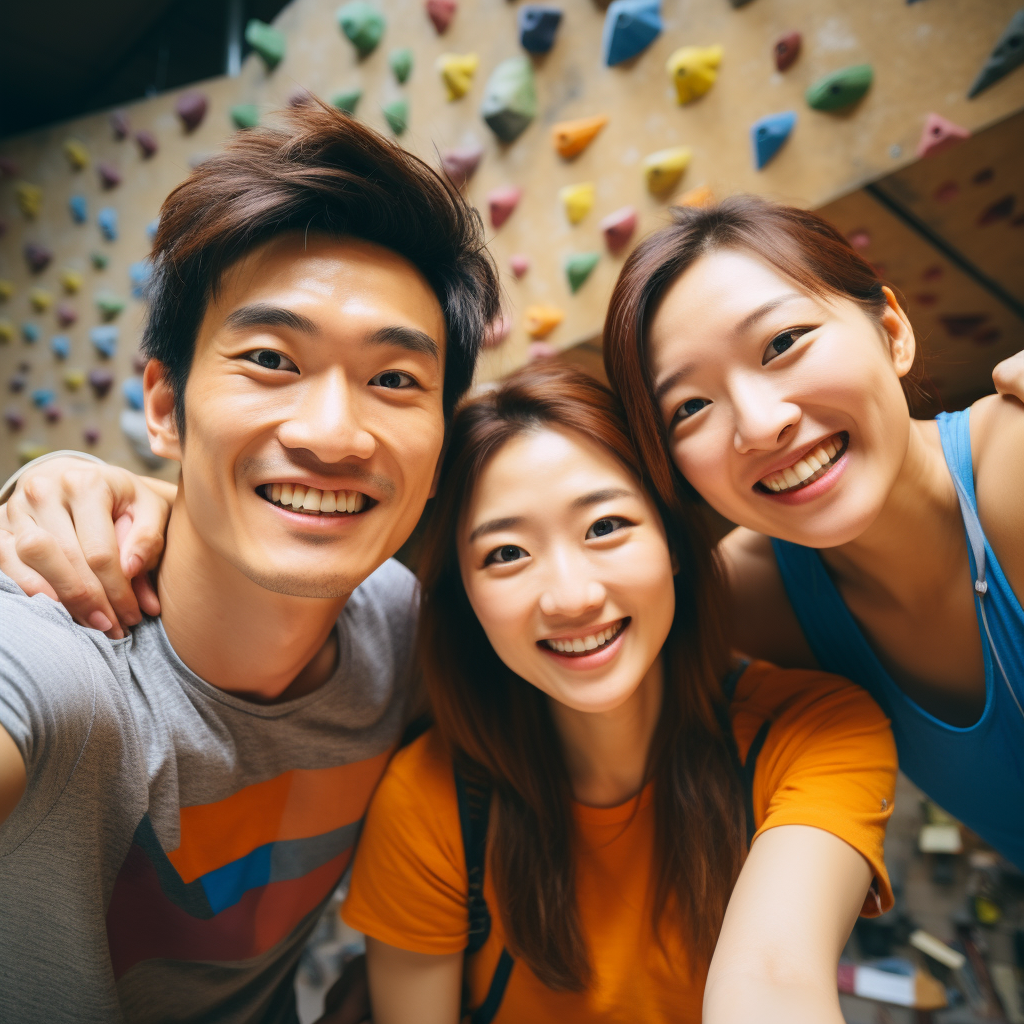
[{"left": 149, "top": 232, "right": 447, "bottom": 598}]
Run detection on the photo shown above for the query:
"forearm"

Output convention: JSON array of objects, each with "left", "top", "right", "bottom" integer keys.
[{"left": 704, "top": 973, "right": 843, "bottom": 1024}]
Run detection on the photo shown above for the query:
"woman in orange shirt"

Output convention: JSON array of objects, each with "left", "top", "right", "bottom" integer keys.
[{"left": 342, "top": 361, "right": 897, "bottom": 1024}]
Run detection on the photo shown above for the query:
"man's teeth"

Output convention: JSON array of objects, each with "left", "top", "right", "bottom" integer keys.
[
  {"left": 760, "top": 436, "right": 842, "bottom": 493},
  {"left": 546, "top": 622, "right": 623, "bottom": 654},
  {"left": 267, "top": 483, "right": 366, "bottom": 514}
]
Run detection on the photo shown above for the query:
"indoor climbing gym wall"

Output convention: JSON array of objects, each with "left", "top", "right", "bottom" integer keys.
[{"left": 1, "top": 0, "right": 1023, "bottom": 483}]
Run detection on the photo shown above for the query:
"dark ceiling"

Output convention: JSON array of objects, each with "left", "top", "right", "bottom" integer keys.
[{"left": 1, "top": 0, "right": 289, "bottom": 139}]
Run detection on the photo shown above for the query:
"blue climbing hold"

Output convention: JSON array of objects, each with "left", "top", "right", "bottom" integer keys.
[
  {"left": 90, "top": 325, "right": 119, "bottom": 358},
  {"left": 752, "top": 111, "right": 796, "bottom": 169},
  {"left": 32, "top": 388, "right": 56, "bottom": 408},
  {"left": 518, "top": 5, "right": 562, "bottom": 54},
  {"left": 22, "top": 323, "right": 39, "bottom": 343},
  {"left": 602, "top": 0, "right": 662, "bottom": 67},
  {"left": 69, "top": 194, "right": 88, "bottom": 224},
  {"left": 146, "top": 217, "right": 160, "bottom": 242},
  {"left": 51, "top": 335, "right": 71, "bottom": 359},
  {"left": 130, "top": 260, "right": 153, "bottom": 299},
  {"left": 122, "top": 377, "right": 145, "bottom": 410},
  {"left": 98, "top": 207, "right": 119, "bottom": 242}
]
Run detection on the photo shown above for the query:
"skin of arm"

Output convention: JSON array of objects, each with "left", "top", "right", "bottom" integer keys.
[
  {"left": 363, "top": 937, "right": 462, "bottom": 1024},
  {"left": 703, "top": 824, "right": 872, "bottom": 1024},
  {"left": 0, "top": 723, "right": 27, "bottom": 827},
  {"left": 992, "top": 351, "right": 1024, "bottom": 404}
]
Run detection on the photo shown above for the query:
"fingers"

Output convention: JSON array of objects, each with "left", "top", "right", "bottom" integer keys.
[
  {"left": 0, "top": 519, "right": 61, "bottom": 602},
  {"left": 115, "top": 485, "right": 168, "bottom": 579},
  {"left": 131, "top": 571, "right": 162, "bottom": 617}
]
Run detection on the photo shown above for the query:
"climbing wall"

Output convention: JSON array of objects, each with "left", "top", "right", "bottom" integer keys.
[{"left": 1, "top": 0, "right": 1023, "bottom": 479}]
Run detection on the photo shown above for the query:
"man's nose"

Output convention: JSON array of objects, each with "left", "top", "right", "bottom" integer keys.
[{"left": 276, "top": 370, "right": 377, "bottom": 463}]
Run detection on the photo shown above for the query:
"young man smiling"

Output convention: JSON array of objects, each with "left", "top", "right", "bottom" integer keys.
[{"left": 0, "top": 102, "right": 499, "bottom": 1023}]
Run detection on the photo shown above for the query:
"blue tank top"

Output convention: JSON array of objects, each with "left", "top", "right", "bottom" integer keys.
[{"left": 770, "top": 408, "right": 1024, "bottom": 869}]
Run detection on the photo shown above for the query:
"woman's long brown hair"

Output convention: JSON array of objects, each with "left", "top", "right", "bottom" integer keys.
[{"left": 417, "top": 362, "right": 741, "bottom": 991}]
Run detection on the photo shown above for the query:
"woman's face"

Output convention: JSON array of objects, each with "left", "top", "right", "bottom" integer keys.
[
  {"left": 648, "top": 249, "right": 916, "bottom": 548},
  {"left": 458, "top": 426, "right": 676, "bottom": 715}
]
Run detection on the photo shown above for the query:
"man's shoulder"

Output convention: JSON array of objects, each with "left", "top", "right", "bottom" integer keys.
[{"left": 341, "top": 558, "right": 419, "bottom": 639}]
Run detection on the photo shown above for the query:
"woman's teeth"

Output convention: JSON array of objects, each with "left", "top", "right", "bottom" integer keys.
[
  {"left": 544, "top": 621, "right": 624, "bottom": 654},
  {"left": 759, "top": 435, "right": 845, "bottom": 494},
  {"left": 266, "top": 483, "right": 366, "bottom": 515}
]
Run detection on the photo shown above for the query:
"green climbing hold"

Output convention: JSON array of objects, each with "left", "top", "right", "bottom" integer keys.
[
  {"left": 806, "top": 64, "right": 873, "bottom": 111},
  {"left": 389, "top": 47, "right": 414, "bottom": 84},
  {"left": 95, "top": 291, "right": 127, "bottom": 319},
  {"left": 245, "top": 19, "right": 286, "bottom": 69},
  {"left": 382, "top": 98, "right": 409, "bottom": 135},
  {"left": 565, "top": 252, "right": 600, "bottom": 293},
  {"left": 90, "top": 252, "right": 109, "bottom": 270},
  {"left": 480, "top": 56, "right": 537, "bottom": 143},
  {"left": 337, "top": 1, "right": 386, "bottom": 55},
  {"left": 331, "top": 89, "right": 363, "bottom": 115},
  {"left": 231, "top": 104, "right": 260, "bottom": 129}
]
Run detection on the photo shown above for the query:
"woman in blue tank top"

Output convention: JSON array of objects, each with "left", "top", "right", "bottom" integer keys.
[{"left": 603, "top": 195, "right": 1024, "bottom": 869}]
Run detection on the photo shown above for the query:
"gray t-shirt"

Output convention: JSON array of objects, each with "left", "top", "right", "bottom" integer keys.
[{"left": 0, "top": 559, "right": 418, "bottom": 1024}]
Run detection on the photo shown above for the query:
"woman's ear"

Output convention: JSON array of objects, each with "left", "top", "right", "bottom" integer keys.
[
  {"left": 880, "top": 286, "right": 916, "bottom": 378},
  {"left": 144, "top": 360, "right": 183, "bottom": 461}
]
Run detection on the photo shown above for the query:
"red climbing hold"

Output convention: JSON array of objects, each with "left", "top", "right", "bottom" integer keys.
[
  {"left": 915, "top": 114, "right": 970, "bottom": 159},
  {"left": 488, "top": 185, "right": 522, "bottom": 229},
  {"left": 98, "top": 162, "right": 122, "bottom": 189},
  {"left": 426, "top": 0, "right": 457, "bottom": 33},
  {"left": 774, "top": 32, "right": 801, "bottom": 72},
  {"left": 977, "top": 195, "right": 1015, "bottom": 225},
  {"left": 440, "top": 143, "right": 484, "bottom": 188},
  {"left": 600, "top": 206, "right": 638, "bottom": 254},
  {"left": 509, "top": 254, "right": 530, "bottom": 279}
]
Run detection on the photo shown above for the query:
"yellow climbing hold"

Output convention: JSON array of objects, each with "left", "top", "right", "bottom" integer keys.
[
  {"left": 29, "top": 287, "right": 54, "bottom": 312},
  {"left": 64, "top": 369, "right": 87, "bottom": 391},
  {"left": 0, "top": 280, "right": 13, "bottom": 301},
  {"left": 525, "top": 304, "right": 565, "bottom": 339},
  {"left": 437, "top": 53, "right": 480, "bottom": 100},
  {"left": 559, "top": 182, "right": 596, "bottom": 224},
  {"left": 19, "top": 445, "right": 51, "bottom": 466},
  {"left": 673, "top": 184, "right": 714, "bottom": 208},
  {"left": 0, "top": 319, "right": 14, "bottom": 343},
  {"left": 16, "top": 182, "right": 43, "bottom": 218},
  {"left": 60, "top": 269, "right": 84, "bottom": 294},
  {"left": 666, "top": 45, "right": 723, "bottom": 105},
  {"left": 643, "top": 146, "right": 692, "bottom": 194},
  {"left": 63, "top": 138, "right": 91, "bottom": 169}
]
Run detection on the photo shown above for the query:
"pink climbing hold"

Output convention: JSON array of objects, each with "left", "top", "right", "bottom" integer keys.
[
  {"left": 57, "top": 302, "right": 78, "bottom": 327},
  {"left": 527, "top": 341, "right": 557, "bottom": 362},
  {"left": 98, "top": 161, "right": 122, "bottom": 189},
  {"left": 176, "top": 91, "right": 209, "bottom": 132},
  {"left": 509, "top": 254, "right": 531, "bottom": 279},
  {"left": 44, "top": 405, "right": 62, "bottom": 424},
  {"left": 83, "top": 427, "right": 101, "bottom": 445},
  {"left": 483, "top": 309, "right": 512, "bottom": 348},
  {"left": 110, "top": 110, "right": 131, "bottom": 139},
  {"left": 916, "top": 114, "right": 970, "bottom": 159},
  {"left": 488, "top": 185, "right": 522, "bottom": 228},
  {"left": 600, "top": 206, "right": 638, "bottom": 253},
  {"left": 135, "top": 130, "right": 159, "bottom": 158},
  {"left": 426, "top": 0, "right": 457, "bottom": 33},
  {"left": 4, "top": 409, "right": 25, "bottom": 431},
  {"left": 440, "top": 142, "right": 485, "bottom": 188},
  {"left": 288, "top": 88, "right": 314, "bottom": 107}
]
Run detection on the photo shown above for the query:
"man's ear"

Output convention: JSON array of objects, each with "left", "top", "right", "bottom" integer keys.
[
  {"left": 880, "top": 287, "right": 916, "bottom": 378},
  {"left": 144, "top": 360, "right": 183, "bottom": 461}
]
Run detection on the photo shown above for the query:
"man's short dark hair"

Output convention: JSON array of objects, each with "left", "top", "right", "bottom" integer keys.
[{"left": 143, "top": 99, "right": 501, "bottom": 436}]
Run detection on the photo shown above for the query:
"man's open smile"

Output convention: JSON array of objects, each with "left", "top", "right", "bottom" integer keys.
[{"left": 257, "top": 483, "right": 377, "bottom": 517}]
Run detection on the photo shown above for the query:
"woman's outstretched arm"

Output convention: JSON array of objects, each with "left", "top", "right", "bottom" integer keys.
[{"left": 363, "top": 938, "right": 462, "bottom": 1024}]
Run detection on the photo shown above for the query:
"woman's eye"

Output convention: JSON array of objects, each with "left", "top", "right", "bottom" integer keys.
[
  {"left": 242, "top": 349, "right": 298, "bottom": 372},
  {"left": 675, "top": 398, "right": 711, "bottom": 422},
  {"left": 370, "top": 370, "right": 417, "bottom": 389},
  {"left": 485, "top": 544, "right": 529, "bottom": 565},
  {"left": 586, "top": 516, "right": 629, "bottom": 539},
  {"left": 762, "top": 329, "right": 806, "bottom": 365}
]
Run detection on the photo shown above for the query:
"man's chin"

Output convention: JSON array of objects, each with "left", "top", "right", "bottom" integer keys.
[{"left": 237, "top": 562, "right": 364, "bottom": 600}]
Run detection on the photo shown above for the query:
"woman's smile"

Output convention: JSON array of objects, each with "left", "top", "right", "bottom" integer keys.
[{"left": 538, "top": 617, "right": 630, "bottom": 670}]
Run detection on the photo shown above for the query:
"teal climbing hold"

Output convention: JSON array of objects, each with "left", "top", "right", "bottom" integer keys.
[
  {"left": 337, "top": 1, "right": 386, "bottom": 55},
  {"left": 389, "top": 47, "right": 414, "bottom": 83},
  {"left": 480, "top": 56, "right": 537, "bottom": 143},
  {"left": 123, "top": 377, "right": 145, "bottom": 410},
  {"left": 32, "top": 388, "right": 56, "bottom": 408},
  {"left": 565, "top": 252, "right": 600, "bottom": 293},
  {"left": 752, "top": 111, "right": 796, "bottom": 168},
  {"left": 69, "top": 195, "right": 87, "bottom": 224},
  {"left": 806, "top": 64, "right": 873, "bottom": 111},
  {"left": 331, "top": 89, "right": 363, "bottom": 114},
  {"left": 22, "top": 323, "right": 40, "bottom": 343},
  {"left": 968, "top": 10, "right": 1024, "bottom": 98},
  {"left": 382, "top": 99, "right": 408, "bottom": 134},
  {"left": 51, "top": 335, "right": 71, "bottom": 360},
  {"left": 90, "top": 325, "right": 119, "bottom": 358},
  {"left": 602, "top": 0, "right": 662, "bottom": 67},
  {"left": 231, "top": 104, "right": 260, "bottom": 129},
  {"left": 130, "top": 260, "right": 152, "bottom": 299},
  {"left": 146, "top": 218, "right": 160, "bottom": 242},
  {"left": 98, "top": 207, "right": 118, "bottom": 241},
  {"left": 245, "top": 19, "right": 286, "bottom": 69}
]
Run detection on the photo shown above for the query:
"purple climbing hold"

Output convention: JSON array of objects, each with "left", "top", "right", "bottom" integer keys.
[
  {"left": 176, "top": 91, "right": 209, "bottom": 131},
  {"left": 88, "top": 368, "right": 115, "bottom": 398},
  {"left": 24, "top": 243, "right": 52, "bottom": 273},
  {"left": 4, "top": 408, "right": 25, "bottom": 431},
  {"left": 110, "top": 110, "right": 131, "bottom": 139},
  {"left": 44, "top": 405, "right": 62, "bottom": 423},
  {"left": 98, "top": 161, "right": 122, "bottom": 189},
  {"left": 440, "top": 142, "right": 485, "bottom": 188},
  {"left": 83, "top": 426, "right": 101, "bottom": 445},
  {"left": 135, "top": 130, "right": 159, "bottom": 158},
  {"left": 9, "top": 372, "right": 28, "bottom": 393},
  {"left": 56, "top": 302, "right": 77, "bottom": 327}
]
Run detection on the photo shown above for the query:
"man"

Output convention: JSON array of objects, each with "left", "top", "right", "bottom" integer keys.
[{"left": 0, "top": 100, "right": 499, "bottom": 1023}]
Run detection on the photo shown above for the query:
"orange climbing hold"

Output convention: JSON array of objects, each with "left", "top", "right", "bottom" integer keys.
[
  {"left": 551, "top": 115, "right": 609, "bottom": 159},
  {"left": 673, "top": 184, "right": 714, "bottom": 208},
  {"left": 525, "top": 304, "right": 565, "bottom": 339}
]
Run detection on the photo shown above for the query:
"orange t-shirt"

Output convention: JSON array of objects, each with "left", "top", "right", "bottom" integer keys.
[{"left": 343, "top": 662, "right": 897, "bottom": 1023}]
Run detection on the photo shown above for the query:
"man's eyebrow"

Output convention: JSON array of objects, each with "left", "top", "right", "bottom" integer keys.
[
  {"left": 735, "top": 293, "right": 803, "bottom": 334},
  {"left": 366, "top": 325, "right": 439, "bottom": 362},
  {"left": 570, "top": 487, "right": 638, "bottom": 511},
  {"left": 468, "top": 516, "right": 524, "bottom": 543},
  {"left": 223, "top": 304, "right": 319, "bottom": 335}
]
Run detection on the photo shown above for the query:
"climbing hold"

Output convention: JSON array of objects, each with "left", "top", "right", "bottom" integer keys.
[
  {"left": 16, "top": 183, "right": 43, "bottom": 218},
  {"left": 91, "top": 251, "right": 110, "bottom": 270},
  {"left": 176, "top": 91, "right": 209, "bottom": 131},
  {"left": 978, "top": 195, "right": 1015, "bottom": 225},
  {"left": 846, "top": 228, "right": 871, "bottom": 250},
  {"left": 135, "top": 130, "right": 158, "bottom": 158},
  {"left": 98, "top": 161, "right": 122, "bottom": 189},
  {"left": 9, "top": 370, "right": 27, "bottom": 392},
  {"left": 602, "top": 0, "right": 662, "bottom": 67},
  {"left": 24, "top": 243, "right": 52, "bottom": 273},
  {"left": 337, "top": 1, "right": 386, "bottom": 55},
  {"left": 96, "top": 291, "right": 127, "bottom": 319},
  {"left": 752, "top": 110, "right": 796, "bottom": 169},
  {"left": 146, "top": 217, "right": 160, "bottom": 242},
  {"left": 968, "top": 10, "right": 1024, "bottom": 98},
  {"left": 88, "top": 368, "right": 115, "bottom": 397},
  {"left": 940, "top": 313, "right": 988, "bottom": 337},
  {"left": 83, "top": 426, "right": 101, "bottom": 445},
  {"left": 288, "top": 87, "right": 314, "bottom": 107},
  {"left": 915, "top": 113, "right": 970, "bottom": 159},
  {"left": 130, "top": 261, "right": 153, "bottom": 299},
  {"left": 666, "top": 45, "right": 723, "bottom": 105},
  {"left": 806, "top": 64, "right": 873, "bottom": 111},
  {"left": 389, "top": 47, "right": 414, "bottom": 83},
  {"left": 559, "top": 182, "right": 596, "bottom": 224},
  {"left": 565, "top": 252, "right": 600, "bottom": 292},
  {"left": 382, "top": 99, "right": 409, "bottom": 135},
  {"left": 90, "top": 325, "right": 119, "bottom": 358},
  {"left": 426, "top": 0, "right": 457, "bottom": 33},
  {"left": 51, "top": 335, "right": 71, "bottom": 360},
  {"left": 60, "top": 270, "right": 83, "bottom": 296},
  {"left": 525, "top": 304, "right": 564, "bottom": 339},
  {"left": 121, "top": 409, "right": 166, "bottom": 468},
  {"left": 509, "top": 254, "right": 530, "bottom": 278},
  {"left": 673, "top": 184, "right": 714, "bottom": 208},
  {"left": 488, "top": 185, "right": 522, "bottom": 228},
  {"left": 519, "top": 5, "right": 562, "bottom": 54},
  {"left": 19, "top": 444, "right": 52, "bottom": 465},
  {"left": 110, "top": 110, "right": 131, "bottom": 139},
  {"left": 437, "top": 53, "right": 479, "bottom": 100},
  {"left": 933, "top": 181, "right": 959, "bottom": 202},
  {"left": 56, "top": 302, "right": 77, "bottom": 327},
  {"left": 231, "top": 104, "right": 260, "bottom": 129},
  {"left": 22, "top": 323, "right": 39, "bottom": 343},
  {"left": 483, "top": 309, "right": 512, "bottom": 348},
  {"left": 0, "top": 319, "right": 12, "bottom": 343},
  {"left": 132, "top": 350, "right": 149, "bottom": 373},
  {"left": 481, "top": 56, "right": 537, "bottom": 142},
  {"left": 44, "top": 405, "right": 63, "bottom": 424},
  {"left": 64, "top": 369, "right": 87, "bottom": 391},
  {"left": 98, "top": 207, "right": 119, "bottom": 242},
  {"left": 0, "top": 157, "right": 18, "bottom": 177},
  {"left": 29, "top": 288, "right": 53, "bottom": 313},
  {"left": 440, "top": 142, "right": 485, "bottom": 188},
  {"left": 331, "top": 88, "right": 363, "bottom": 114},
  {"left": 600, "top": 206, "right": 638, "bottom": 253},
  {"left": 69, "top": 194, "right": 88, "bottom": 223},
  {"left": 5, "top": 410, "right": 26, "bottom": 432},
  {"left": 552, "top": 115, "right": 608, "bottom": 159},
  {"left": 245, "top": 19, "right": 286, "bottom": 69},
  {"left": 32, "top": 388, "right": 56, "bottom": 408},
  {"left": 773, "top": 32, "right": 801, "bottom": 72},
  {"left": 63, "top": 138, "right": 90, "bottom": 170},
  {"left": 0, "top": 280, "right": 11, "bottom": 301},
  {"left": 643, "top": 146, "right": 692, "bottom": 194},
  {"left": 123, "top": 377, "right": 145, "bottom": 410}
]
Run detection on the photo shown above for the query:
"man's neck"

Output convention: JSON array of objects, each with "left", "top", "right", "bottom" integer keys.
[{"left": 155, "top": 502, "right": 350, "bottom": 704}]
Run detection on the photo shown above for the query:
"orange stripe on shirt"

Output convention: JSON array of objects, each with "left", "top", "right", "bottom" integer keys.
[{"left": 168, "top": 748, "right": 391, "bottom": 882}]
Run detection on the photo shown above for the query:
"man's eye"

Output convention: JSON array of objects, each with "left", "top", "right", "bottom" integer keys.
[
  {"left": 485, "top": 544, "right": 528, "bottom": 565},
  {"left": 370, "top": 370, "right": 417, "bottom": 389},
  {"left": 762, "top": 329, "right": 808, "bottom": 365},
  {"left": 242, "top": 349, "right": 298, "bottom": 372},
  {"left": 586, "top": 516, "right": 629, "bottom": 539},
  {"left": 675, "top": 398, "right": 711, "bottom": 422}
]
